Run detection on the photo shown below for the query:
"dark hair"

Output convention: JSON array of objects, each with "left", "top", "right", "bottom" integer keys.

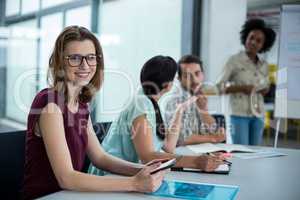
[
  {"left": 140, "top": 55, "right": 177, "bottom": 95},
  {"left": 178, "top": 55, "right": 203, "bottom": 78},
  {"left": 48, "top": 25, "right": 104, "bottom": 103},
  {"left": 140, "top": 55, "right": 177, "bottom": 140},
  {"left": 148, "top": 97, "right": 166, "bottom": 140},
  {"left": 240, "top": 18, "right": 276, "bottom": 53}
]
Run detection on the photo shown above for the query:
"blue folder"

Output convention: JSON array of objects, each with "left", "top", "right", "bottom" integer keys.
[{"left": 151, "top": 180, "right": 239, "bottom": 200}]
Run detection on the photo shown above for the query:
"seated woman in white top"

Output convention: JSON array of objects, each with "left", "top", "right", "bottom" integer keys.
[{"left": 89, "top": 55, "right": 224, "bottom": 176}]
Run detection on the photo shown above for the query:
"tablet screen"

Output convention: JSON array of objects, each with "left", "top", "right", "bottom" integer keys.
[
  {"left": 155, "top": 181, "right": 213, "bottom": 198},
  {"left": 151, "top": 180, "right": 239, "bottom": 200}
]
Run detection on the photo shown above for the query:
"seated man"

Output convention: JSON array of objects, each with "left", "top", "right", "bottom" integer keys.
[{"left": 163, "top": 55, "right": 225, "bottom": 146}]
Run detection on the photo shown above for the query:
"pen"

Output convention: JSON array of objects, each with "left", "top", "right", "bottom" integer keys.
[
  {"left": 206, "top": 153, "right": 232, "bottom": 165},
  {"left": 222, "top": 160, "right": 232, "bottom": 165}
]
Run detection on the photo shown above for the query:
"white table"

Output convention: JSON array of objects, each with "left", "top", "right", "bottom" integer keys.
[{"left": 40, "top": 146, "right": 300, "bottom": 200}]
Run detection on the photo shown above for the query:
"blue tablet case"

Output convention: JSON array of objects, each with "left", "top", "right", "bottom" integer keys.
[{"left": 151, "top": 180, "right": 239, "bottom": 200}]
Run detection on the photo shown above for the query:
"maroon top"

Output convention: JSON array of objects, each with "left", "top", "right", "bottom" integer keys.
[{"left": 22, "top": 88, "right": 89, "bottom": 199}]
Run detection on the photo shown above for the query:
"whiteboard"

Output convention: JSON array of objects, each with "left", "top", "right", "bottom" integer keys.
[{"left": 275, "top": 4, "right": 300, "bottom": 119}]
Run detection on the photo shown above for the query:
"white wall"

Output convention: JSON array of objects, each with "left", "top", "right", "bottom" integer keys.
[{"left": 201, "top": 0, "right": 247, "bottom": 83}]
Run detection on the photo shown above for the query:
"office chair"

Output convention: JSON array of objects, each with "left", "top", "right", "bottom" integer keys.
[
  {"left": 0, "top": 130, "right": 26, "bottom": 199},
  {"left": 211, "top": 114, "right": 226, "bottom": 130}
]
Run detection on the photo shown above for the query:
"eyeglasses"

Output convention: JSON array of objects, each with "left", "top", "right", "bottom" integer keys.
[{"left": 64, "top": 54, "right": 100, "bottom": 67}]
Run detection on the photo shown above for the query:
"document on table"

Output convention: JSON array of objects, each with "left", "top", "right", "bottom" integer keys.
[
  {"left": 233, "top": 150, "right": 287, "bottom": 159},
  {"left": 186, "top": 143, "right": 257, "bottom": 154}
]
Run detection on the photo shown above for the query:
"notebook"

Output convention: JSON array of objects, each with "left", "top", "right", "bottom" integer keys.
[
  {"left": 172, "top": 163, "right": 231, "bottom": 174},
  {"left": 187, "top": 143, "right": 257, "bottom": 154},
  {"left": 151, "top": 180, "right": 239, "bottom": 200}
]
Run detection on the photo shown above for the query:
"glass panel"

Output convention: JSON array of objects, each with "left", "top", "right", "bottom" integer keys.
[
  {"left": 41, "top": 0, "right": 72, "bottom": 9},
  {"left": 21, "top": 0, "right": 40, "bottom": 14},
  {"left": 65, "top": 5, "right": 91, "bottom": 29},
  {"left": 39, "top": 13, "right": 63, "bottom": 90},
  {"left": 96, "top": 0, "right": 182, "bottom": 122},
  {"left": 5, "top": 0, "right": 21, "bottom": 16},
  {"left": 6, "top": 20, "right": 38, "bottom": 123}
]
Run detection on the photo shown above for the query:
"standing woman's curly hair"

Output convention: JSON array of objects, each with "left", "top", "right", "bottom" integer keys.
[
  {"left": 240, "top": 18, "right": 276, "bottom": 53},
  {"left": 48, "top": 26, "right": 104, "bottom": 103}
]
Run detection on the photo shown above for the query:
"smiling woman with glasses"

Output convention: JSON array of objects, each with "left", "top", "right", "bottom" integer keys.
[{"left": 21, "top": 26, "right": 165, "bottom": 200}]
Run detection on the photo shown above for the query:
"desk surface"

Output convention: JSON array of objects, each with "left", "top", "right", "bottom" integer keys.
[{"left": 40, "top": 146, "right": 300, "bottom": 200}]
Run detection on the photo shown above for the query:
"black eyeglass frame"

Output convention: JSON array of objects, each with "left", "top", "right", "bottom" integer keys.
[{"left": 64, "top": 54, "right": 101, "bottom": 67}]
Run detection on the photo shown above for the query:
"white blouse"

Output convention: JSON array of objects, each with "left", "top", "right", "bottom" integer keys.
[{"left": 216, "top": 51, "right": 270, "bottom": 117}]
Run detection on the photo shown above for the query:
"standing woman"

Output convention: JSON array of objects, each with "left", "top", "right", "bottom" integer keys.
[
  {"left": 21, "top": 26, "right": 165, "bottom": 200},
  {"left": 217, "top": 18, "right": 276, "bottom": 145},
  {"left": 89, "top": 55, "right": 224, "bottom": 176}
]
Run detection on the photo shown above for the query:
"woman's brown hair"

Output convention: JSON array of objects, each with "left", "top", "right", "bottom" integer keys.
[{"left": 48, "top": 25, "right": 104, "bottom": 103}]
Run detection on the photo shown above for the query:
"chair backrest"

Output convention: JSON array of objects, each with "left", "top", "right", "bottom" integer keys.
[
  {"left": 212, "top": 114, "right": 226, "bottom": 130},
  {"left": 0, "top": 130, "right": 26, "bottom": 199},
  {"left": 92, "top": 122, "right": 112, "bottom": 143},
  {"left": 81, "top": 122, "right": 112, "bottom": 173}
]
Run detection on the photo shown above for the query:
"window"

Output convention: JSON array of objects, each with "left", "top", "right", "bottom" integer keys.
[
  {"left": 39, "top": 13, "right": 63, "bottom": 90},
  {"left": 65, "top": 5, "right": 91, "bottom": 29},
  {"left": 5, "top": 0, "right": 21, "bottom": 16},
  {"left": 41, "top": 0, "right": 73, "bottom": 9},
  {"left": 21, "top": 0, "right": 40, "bottom": 14},
  {"left": 96, "top": 0, "right": 182, "bottom": 122},
  {"left": 1, "top": 0, "right": 183, "bottom": 130},
  {"left": 6, "top": 20, "right": 38, "bottom": 123}
]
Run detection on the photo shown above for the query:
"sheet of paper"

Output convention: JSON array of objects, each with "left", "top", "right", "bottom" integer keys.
[
  {"left": 233, "top": 150, "right": 287, "bottom": 159},
  {"left": 215, "top": 143, "right": 257, "bottom": 153},
  {"left": 215, "top": 163, "right": 230, "bottom": 171},
  {"left": 187, "top": 143, "right": 257, "bottom": 154},
  {"left": 187, "top": 143, "right": 223, "bottom": 154}
]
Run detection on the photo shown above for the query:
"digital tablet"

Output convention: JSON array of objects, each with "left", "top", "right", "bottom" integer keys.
[
  {"left": 150, "top": 158, "right": 176, "bottom": 174},
  {"left": 151, "top": 180, "right": 239, "bottom": 200}
]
